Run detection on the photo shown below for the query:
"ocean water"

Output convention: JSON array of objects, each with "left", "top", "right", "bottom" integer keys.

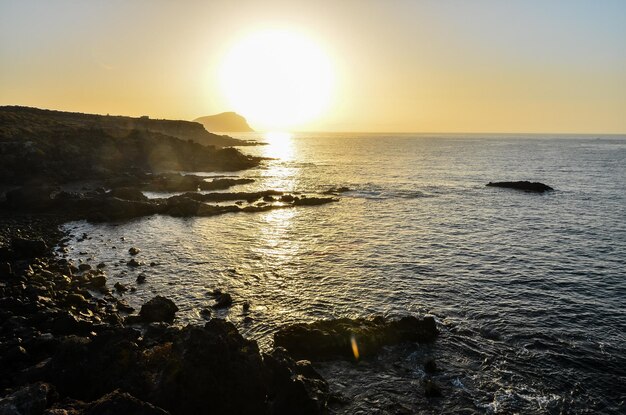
[{"left": 63, "top": 133, "right": 626, "bottom": 413}]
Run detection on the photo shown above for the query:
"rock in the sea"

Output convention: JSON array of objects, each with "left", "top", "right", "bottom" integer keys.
[
  {"left": 212, "top": 292, "right": 233, "bottom": 309},
  {"left": 138, "top": 296, "right": 179, "bottom": 323},
  {"left": 114, "top": 282, "right": 128, "bottom": 292},
  {"left": 108, "top": 187, "right": 148, "bottom": 202},
  {"left": 128, "top": 247, "right": 141, "bottom": 256},
  {"left": 136, "top": 274, "right": 147, "bottom": 283},
  {"left": 274, "top": 316, "right": 438, "bottom": 360},
  {"left": 486, "top": 181, "right": 554, "bottom": 193},
  {"left": 127, "top": 258, "right": 143, "bottom": 267}
]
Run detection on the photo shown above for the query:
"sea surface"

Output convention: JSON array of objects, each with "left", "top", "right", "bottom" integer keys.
[{"left": 63, "top": 133, "right": 626, "bottom": 414}]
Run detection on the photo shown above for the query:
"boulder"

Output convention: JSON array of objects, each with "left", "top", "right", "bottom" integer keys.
[
  {"left": 0, "top": 382, "right": 56, "bottom": 415},
  {"left": 138, "top": 296, "right": 178, "bottom": 323},
  {"left": 263, "top": 347, "right": 329, "bottom": 414},
  {"left": 128, "top": 247, "right": 141, "bottom": 256},
  {"left": 11, "top": 238, "right": 48, "bottom": 258},
  {"left": 212, "top": 293, "right": 233, "bottom": 309},
  {"left": 274, "top": 316, "right": 438, "bottom": 360},
  {"left": 486, "top": 181, "right": 554, "bottom": 193}
]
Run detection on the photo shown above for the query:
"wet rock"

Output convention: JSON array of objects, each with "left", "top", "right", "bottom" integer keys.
[
  {"left": 108, "top": 187, "right": 148, "bottom": 202},
  {"left": 212, "top": 292, "right": 233, "bottom": 309},
  {"left": 127, "top": 258, "right": 142, "bottom": 267},
  {"left": 113, "top": 282, "right": 128, "bottom": 293},
  {"left": 138, "top": 296, "right": 178, "bottom": 323},
  {"left": 274, "top": 315, "right": 438, "bottom": 360},
  {"left": 486, "top": 181, "right": 554, "bottom": 193},
  {"left": 293, "top": 196, "right": 338, "bottom": 206},
  {"left": 199, "top": 308, "right": 212, "bottom": 319},
  {"left": 88, "top": 275, "right": 107, "bottom": 289},
  {"left": 96, "top": 262, "right": 106, "bottom": 269},
  {"left": 78, "top": 263, "right": 92, "bottom": 272},
  {"left": 0, "top": 382, "right": 56, "bottom": 415},
  {"left": 128, "top": 247, "right": 141, "bottom": 256},
  {"left": 116, "top": 300, "right": 134, "bottom": 313},
  {"left": 242, "top": 301, "right": 251, "bottom": 313},
  {"left": 136, "top": 274, "right": 146, "bottom": 284}
]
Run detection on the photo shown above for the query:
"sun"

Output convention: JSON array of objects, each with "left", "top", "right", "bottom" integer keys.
[{"left": 219, "top": 29, "right": 335, "bottom": 131}]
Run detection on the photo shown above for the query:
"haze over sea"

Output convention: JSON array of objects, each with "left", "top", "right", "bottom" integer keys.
[{"left": 64, "top": 133, "right": 626, "bottom": 413}]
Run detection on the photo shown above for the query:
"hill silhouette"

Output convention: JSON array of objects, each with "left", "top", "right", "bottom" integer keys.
[
  {"left": 0, "top": 106, "right": 247, "bottom": 147},
  {"left": 194, "top": 112, "right": 254, "bottom": 132}
]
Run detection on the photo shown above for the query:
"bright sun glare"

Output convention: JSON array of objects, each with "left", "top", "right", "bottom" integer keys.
[{"left": 219, "top": 29, "right": 334, "bottom": 131}]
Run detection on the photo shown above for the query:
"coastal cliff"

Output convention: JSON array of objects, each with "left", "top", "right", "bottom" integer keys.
[
  {"left": 0, "top": 107, "right": 260, "bottom": 185},
  {"left": 0, "top": 106, "right": 246, "bottom": 147}
]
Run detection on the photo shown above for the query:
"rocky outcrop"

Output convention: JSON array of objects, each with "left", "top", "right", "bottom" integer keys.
[
  {"left": 486, "top": 181, "right": 554, "bottom": 193},
  {"left": 137, "top": 296, "right": 179, "bottom": 323},
  {"left": 0, "top": 108, "right": 261, "bottom": 186},
  {"left": 274, "top": 316, "right": 438, "bottom": 360},
  {"left": 0, "top": 105, "right": 246, "bottom": 147},
  {"left": 193, "top": 112, "right": 254, "bottom": 133}
]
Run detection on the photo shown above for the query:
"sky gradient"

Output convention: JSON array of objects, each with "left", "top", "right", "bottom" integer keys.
[{"left": 1, "top": 0, "right": 625, "bottom": 133}]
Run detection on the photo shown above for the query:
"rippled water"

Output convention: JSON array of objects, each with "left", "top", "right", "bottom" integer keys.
[{"left": 63, "top": 133, "right": 626, "bottom": 413}]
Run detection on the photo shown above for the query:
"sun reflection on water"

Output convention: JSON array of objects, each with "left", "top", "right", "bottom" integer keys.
[
  {"left": 263, "top": 132, "right": 294, "bottom": 160},
  {"left": 260, "top": 132, "right": 297, "bottom": 191}
]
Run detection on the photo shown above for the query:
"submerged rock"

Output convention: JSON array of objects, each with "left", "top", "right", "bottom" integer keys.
[
  {"left": 486, "top": 181, "right": 554, "bottom": 193},
  {"left": 138, "top": 296, "right": 179, "bottom": 323},
  {"left": 274, "top": 316, "right": 438, "bottom": 360}
]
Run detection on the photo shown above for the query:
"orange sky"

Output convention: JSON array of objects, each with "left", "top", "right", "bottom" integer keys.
[{"left": 1, "top": 0, "right": 625, "bottom": 133}]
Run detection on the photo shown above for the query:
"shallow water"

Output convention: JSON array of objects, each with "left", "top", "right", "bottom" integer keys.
[{"left": 63, "top": 133, "right": 626, "bottom": 413}]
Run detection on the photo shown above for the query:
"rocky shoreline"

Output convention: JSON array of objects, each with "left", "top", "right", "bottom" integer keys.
[{"left": 0, "top": 211, "right": 440, "bottom": 414}]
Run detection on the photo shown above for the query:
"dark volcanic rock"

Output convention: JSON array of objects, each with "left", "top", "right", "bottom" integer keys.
[
  {"left": 108, "top": 187, "right": 148, "bottom": 202},
  {"left": 212, "top": 292, "right": 233, "bottom": 309},
  {"left": 11, "top": 237, "right": 48, "bottom": 258},
  {"left": 138, "top": 296, "right": 179, "bottom": 323},
  {"left": 274, "top": 316, "right": 438, "bottom": 361},
  {"left": 486, "top": 181, "right": 554, "bottom": 193},
  {"left": 146, "top": 320, "right": 267, "bottom": 414},
  {"left": 264, "top": 347, "right": 329, "bottom": 414},
  {"left": 0, "top": 382, "right": 56, "bottom": 415},
  {"left": 85, "top": 390, "right": 169, "bottom": 415}
]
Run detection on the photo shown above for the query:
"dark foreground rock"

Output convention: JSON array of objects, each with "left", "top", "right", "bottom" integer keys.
[
  {"left": 0, "top": 218, "right": 332, "bottom": 414},
  {"left": 486, "top": 181, "right": 554, "bottom": 193},
  {"left": 138, "top": 296, "right": 179, "bottom": 323},
  {"left": 274, "top": 316, "right": 438, "bottom": 361}
]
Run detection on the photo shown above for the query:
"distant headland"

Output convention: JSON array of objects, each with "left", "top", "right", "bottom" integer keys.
[{"left": 193, "top": 112, "right": 254, "bottom": 132}]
